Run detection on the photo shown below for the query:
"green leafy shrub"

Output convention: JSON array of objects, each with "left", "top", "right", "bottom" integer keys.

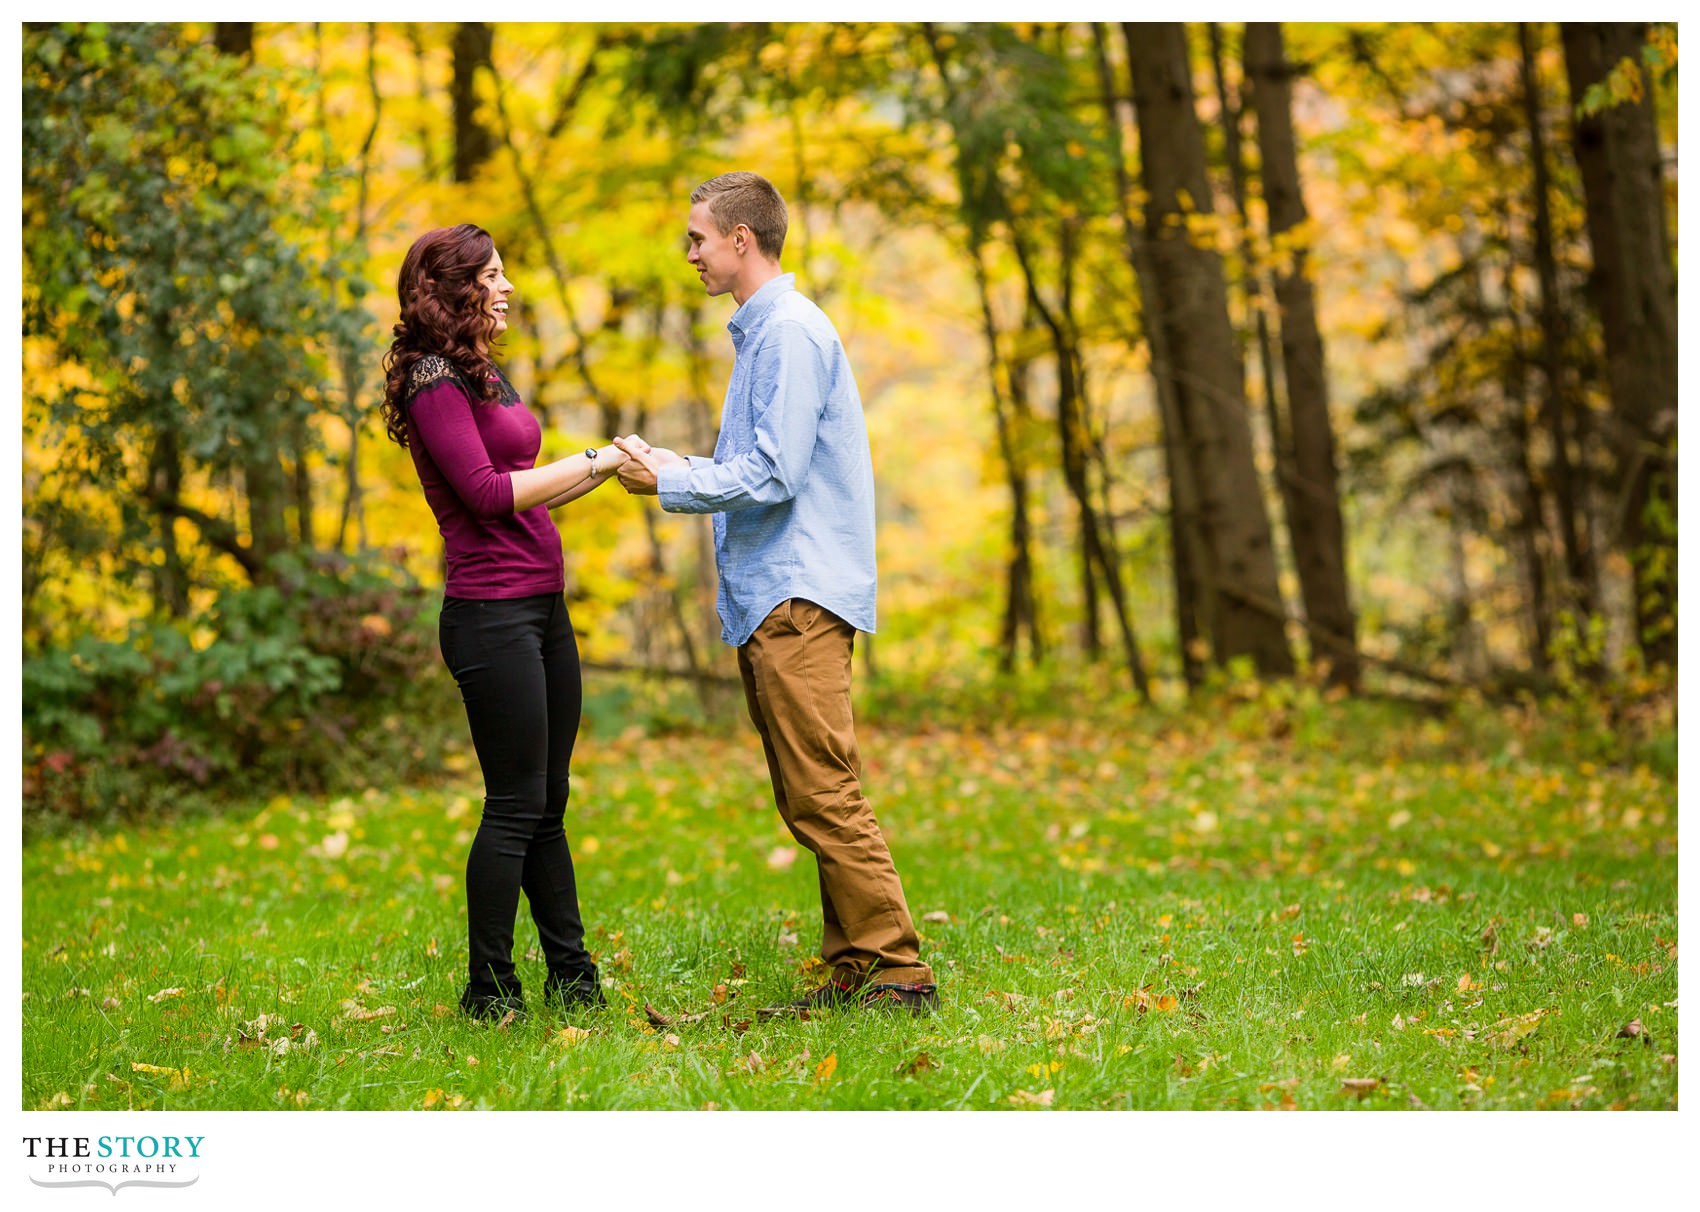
[{"left": 23, "top": 548, "right": 459, "bottom": 824}]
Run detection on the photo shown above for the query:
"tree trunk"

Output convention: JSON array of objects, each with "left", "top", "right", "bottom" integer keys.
[
  {"left": 243, "top": 452, "right": 290, "bottom": 578},
  {"left": 214, "top": 23, "right": 253, "bottom": 58},
  {"left": 1500, "top": 247, "right": 1554, "bottom": 672},
  {"left": 1244, "top": 22, "right": 1358, "bottom": 688},
  {"left": 215, "top": 20, "right": 286, "bottom": 580},
  {"left": 1124, "top": 21, "right": 1293, "bottom": 677},
  {"left": 452, "top": 22, "right": 496, "bottom": 183},
  {"left": 1012, "top": 228, "right": 1150, "bottom": 697},
  {"left": 1208, "top": 24, "right": 1290, "bottom": 539},
  {"left": 1560, "top": 23, "right": 1677, "bottom": 667},
  {"left": 971, "top": 249, "right": 1043, "bottom": 673},
  {"left": 147, "top": 428, "right": 190, "bottom": 618},
  {"left": 1519, "top": 22, "right": 1597, "bottom": 631},
  {"left": 1093, "top": 22, "right": 1207, "bottom": 689},
  {"left": 407, "top": 25, "right": 439, "bottom": 180}
]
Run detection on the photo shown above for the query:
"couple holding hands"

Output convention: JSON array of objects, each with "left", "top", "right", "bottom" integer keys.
[{"left": 379, "top": 172, "right": 936, "bottom": 1023}]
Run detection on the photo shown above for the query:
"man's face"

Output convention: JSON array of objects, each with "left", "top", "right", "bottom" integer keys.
[{"left": 685, "top": 200, "right": 740, "bottom": 298}]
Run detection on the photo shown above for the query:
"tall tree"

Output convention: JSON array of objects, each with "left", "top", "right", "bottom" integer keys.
[
  {"left": 453, "top": 22, "right": 496, "bottom": 183},
  {"left": 1518, "top": 22, "right": 1597, "bottom": 635},
  {"left": 1244, "top": 22, "right": 1359, "bottom": 688},
  {"left": 213, "top": 22, "right": 253, "bottom": 58},
  {"left": 1092, "top": 23, "right": 1209, "bottom": 688},
  {"left": 1124, "top": 22, "right": 1293, "bottom": 677},
  {"left": 214, "top": 22, "right": 291, "bottom": 572},
  {"left": 1560, "top": 23, "right": 1677, "bottom": 667},
  {"left": 23, "top": 24, "right": 366, "bottom": 606}
]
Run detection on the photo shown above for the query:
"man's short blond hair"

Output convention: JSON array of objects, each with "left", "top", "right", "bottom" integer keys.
[{"left": 691, "top": 172, "right": 788, "bottom": 260}]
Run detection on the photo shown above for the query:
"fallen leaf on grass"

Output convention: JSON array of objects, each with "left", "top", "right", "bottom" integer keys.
[
  {"left": 813, "top": 1054, "right": 838, "bottom": 1083},
  {"left": 130, "top": 1062, "right": 192, "bottom": 1090},
  {"left": 40, "top": 1092, "right": 74, "bottom": 1110},
  {"left": 1124, "top": 988, "right": 1179, "bottom": 1013},
  {"left": 146, "top": 987, "right": 184, "bottom": 1004},
  {"left": 1007, "top": 1088, "right": 1054, "bottom": 1108},
  {"left": 922, "top": 911, "right": 951, "bottom": 924},
  {"left": 767, "top": 847, "right": 798, "bottom": 871},
  {"left": 1486, "top": 1010, "right": 1547, "bottom": 1048},
  {"left": 663, "top": 1034, "right": 682, "bottom": 1049},
  {"left": 1292, "top": 934, "right": 1310, "bottom": 957},
  {"left": 901, "top": 1053, "right": 938, "bottom": 1076},
  {"left": 1339, "top": 1077, "right": 1384, "bottom": 1099},
  {"left": 341, "top": 1002, "right": 397, "bottom": 1023},
  {"left": 1616, "top": 1019, "right": 1651, "bottom": 1043},
  {"left": 645, "top": 1002, "right": 709, "bottom": 1028}
]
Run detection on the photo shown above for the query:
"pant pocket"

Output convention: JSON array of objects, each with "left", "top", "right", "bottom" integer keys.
[{"left": 785, "top": 598, "right": 823, "bottom": 635}]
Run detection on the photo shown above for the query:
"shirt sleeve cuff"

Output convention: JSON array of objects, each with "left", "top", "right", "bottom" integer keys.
[{"left": 657, "top": 462, "right": 694, "bottom": 510}]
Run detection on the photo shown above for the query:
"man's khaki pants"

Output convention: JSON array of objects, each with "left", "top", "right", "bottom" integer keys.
[{"left": 737, "top": 599, "right": 933, "bottom": 988}]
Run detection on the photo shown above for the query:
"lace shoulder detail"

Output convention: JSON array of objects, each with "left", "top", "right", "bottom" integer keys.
[
  {"left": 405, "top": 354, "right": 520, "bottom": 407},
  {"left": 407, "top": 354, "right": 462, "bottom": 398}
]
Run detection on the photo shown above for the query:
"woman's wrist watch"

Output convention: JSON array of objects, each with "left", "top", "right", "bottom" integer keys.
[{"left": 585, "top": 446, "right": 599, "bottom": 478}]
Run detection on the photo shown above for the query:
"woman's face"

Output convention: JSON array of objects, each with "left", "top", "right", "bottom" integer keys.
[{"left": 477, "top": 247, "right": 514, "bottom": 343}]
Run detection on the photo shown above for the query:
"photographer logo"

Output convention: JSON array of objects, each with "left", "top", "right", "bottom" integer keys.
[{"left": 23, "top": 1136, "right": 203, "bottom": 1195}]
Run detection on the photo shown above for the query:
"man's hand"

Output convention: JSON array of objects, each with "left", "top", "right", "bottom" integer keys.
[{"left": 614, "top": 434, "right": 683, "bottom": 496}]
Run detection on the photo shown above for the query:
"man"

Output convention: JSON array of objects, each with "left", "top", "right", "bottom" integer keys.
[{"left": 614, "top": 171, "right": 936, "bottom": 1016}]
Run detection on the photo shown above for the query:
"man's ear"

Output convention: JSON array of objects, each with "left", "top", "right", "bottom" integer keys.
[{"left": 734, "top": 224, "right": 752, "bottom": 255}]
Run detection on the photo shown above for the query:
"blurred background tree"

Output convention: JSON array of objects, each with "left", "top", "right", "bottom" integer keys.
[{"left": 20, "top": 20, "right": 1678, "bottom": 820}]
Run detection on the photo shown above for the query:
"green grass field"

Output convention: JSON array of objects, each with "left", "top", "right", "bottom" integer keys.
[{"left": 22, "top": 685, "right": 1678, "bottom": 1111}]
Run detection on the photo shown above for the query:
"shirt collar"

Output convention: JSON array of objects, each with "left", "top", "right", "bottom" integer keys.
[{"left": 727, "top": 273, "right": 794, "bottom": 349}]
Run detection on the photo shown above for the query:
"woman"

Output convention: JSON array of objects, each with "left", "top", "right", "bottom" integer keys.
[{"left": 380, "top": 223, "right": 630, "bottom": 1021}]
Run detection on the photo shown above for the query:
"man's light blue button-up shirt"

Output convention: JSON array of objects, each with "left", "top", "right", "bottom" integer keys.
[{"left": 657, "top": 273, "right": 877, "bottom": 647}]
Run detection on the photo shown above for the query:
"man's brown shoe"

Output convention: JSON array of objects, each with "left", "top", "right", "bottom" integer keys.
[{"left": 861, "top": 982, "right": 939, "bottom": 1016}]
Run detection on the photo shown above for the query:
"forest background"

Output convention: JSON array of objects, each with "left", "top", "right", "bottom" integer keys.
[{"left": 20, "top": 20, "right": 1677, "bottom": 817}]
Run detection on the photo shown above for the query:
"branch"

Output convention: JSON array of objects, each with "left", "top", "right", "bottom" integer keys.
[{"left": 149, "top": 493, "right": 263, "bottom": 580}]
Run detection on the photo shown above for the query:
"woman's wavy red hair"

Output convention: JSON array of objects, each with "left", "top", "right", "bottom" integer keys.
[{"left": 380, "top": 224, "right": 501, "bottom": 448}]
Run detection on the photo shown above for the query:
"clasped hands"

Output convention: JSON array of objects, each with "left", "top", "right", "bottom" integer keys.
[{"left": 608, "top": 433, "right": 684, "bottom": 496}]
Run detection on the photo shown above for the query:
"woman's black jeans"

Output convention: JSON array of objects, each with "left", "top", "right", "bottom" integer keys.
[{"left": 438, "top": 592, "right": 596, "bottom": 998}]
